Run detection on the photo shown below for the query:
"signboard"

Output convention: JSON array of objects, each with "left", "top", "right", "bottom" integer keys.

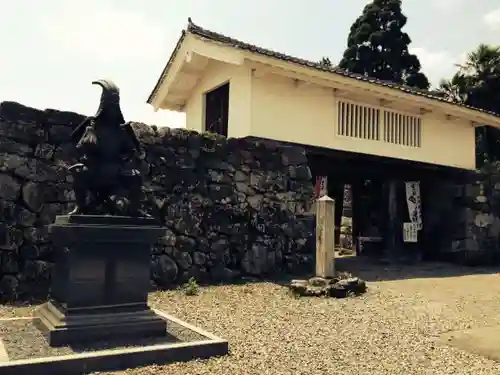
[
  {"left": 405, "top": 181, "right": 422, "bottom": 230},
  {"left": 315, "top": 176, "right": 328, "bottom": 198},
  {"left": 403, "top": 222, "right": 418, "bottom": 243}
]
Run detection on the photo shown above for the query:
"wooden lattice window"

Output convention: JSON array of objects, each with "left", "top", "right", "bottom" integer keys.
[
  {"left": 382, "top": 110, "right": 421, "bottom": 147},
  {"left": 337, "top": 101, "right": 380, "bottom": 141}
]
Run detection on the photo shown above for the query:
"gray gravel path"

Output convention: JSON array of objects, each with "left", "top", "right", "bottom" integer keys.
[{"left": 3, "top": 261, "right": 500, "bottom": 375}]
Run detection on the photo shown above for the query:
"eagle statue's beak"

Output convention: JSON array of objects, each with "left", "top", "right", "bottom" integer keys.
[
  {"left": 91, "top": 79, "right": 124, "bottom": 123},
  {"left": 92, "top": 79, "right": 120, "bottom": 96}
]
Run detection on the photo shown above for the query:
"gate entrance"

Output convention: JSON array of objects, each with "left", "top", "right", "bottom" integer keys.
[{"left": 307, "top": 146, "right": 467, "bottom": 262}]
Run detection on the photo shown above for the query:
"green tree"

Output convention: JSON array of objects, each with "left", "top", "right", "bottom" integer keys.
[
  {"left": 319, "top": 57, "right": 332, "bottom": 68},
  {"left": 338, "top": 0, "right": 429, "bottom": 89},
  {"left": 437, "top": 44, "right": 500, "bottom": 167}
]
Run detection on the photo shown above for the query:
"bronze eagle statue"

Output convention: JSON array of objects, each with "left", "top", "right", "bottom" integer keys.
[{"left": 67, "top": 79, "right": 148, "bottom": 217}]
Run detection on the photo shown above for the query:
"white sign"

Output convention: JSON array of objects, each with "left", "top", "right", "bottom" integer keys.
[
  {"left": 405, "top": 181, "right": 422, "bottom": 230},
  {"left": 403, "top": 222, "right": 418, "bottom": 243}
]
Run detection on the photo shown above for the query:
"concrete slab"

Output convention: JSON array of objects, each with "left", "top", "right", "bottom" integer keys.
[
  {"left": 0, "top": 309, "right": 228, "bottom": 375},
  {"left": 441, "top": 325, "right": 500, "bottom": 361}
]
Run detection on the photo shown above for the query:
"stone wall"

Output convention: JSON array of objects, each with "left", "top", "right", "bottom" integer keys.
[
  {"left": 426, "top": 166, "right": 500, "bottom": 265},
  {"left": 0, "top": 101, "right": 315, "bottom": 301}
]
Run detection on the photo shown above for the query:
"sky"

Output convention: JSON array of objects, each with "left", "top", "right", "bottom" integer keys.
[{"left": 0, "top": 0, "right": 499, "bottom": 128}]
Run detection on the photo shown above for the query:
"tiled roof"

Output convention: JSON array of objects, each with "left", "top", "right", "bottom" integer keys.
[{"left": 148, "top": 18, "right": 500, "bottom": 120}]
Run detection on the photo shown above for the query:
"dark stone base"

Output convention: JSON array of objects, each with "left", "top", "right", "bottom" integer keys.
[
  {"left": 34, "top": 300, "right": 167, "bottom": 347},
  {"left": 35, "top": 214, "right": 166, "bottom": 347}
]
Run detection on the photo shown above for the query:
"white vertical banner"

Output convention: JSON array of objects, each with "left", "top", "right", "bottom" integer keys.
[
  {"left": 315, "top": 176, "right": 328, "bottom": 199},
  {"left": 405, "top": 181, "right": 422, "bottom": 230}
]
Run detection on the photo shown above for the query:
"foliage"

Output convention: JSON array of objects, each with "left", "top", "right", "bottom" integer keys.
[
  {"left": 479, "top": 160, "right": 500, "bottom": 175},
  {"left": 437, "top": 44, "right": 500, "bottom": 167},
  {"left": 319, "top": 57, "right": 332, "bottom": 68},
  {"left": 338, "top": 0, "right": 429, "bottom": 89},
  {"left": 181, "top": 277, "right": 199, "bottom": 296}
]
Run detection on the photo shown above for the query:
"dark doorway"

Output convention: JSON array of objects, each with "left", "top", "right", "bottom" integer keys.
[
  {"left": 305, "top": 145, "right": 468, "bottom": 261},
  {"left": 204, "top": 82, "right": 229, "bottom": 137}
]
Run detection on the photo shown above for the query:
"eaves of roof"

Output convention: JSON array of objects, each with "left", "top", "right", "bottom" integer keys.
[{"left": 147, "top": 18, "right": 500, "bottom": 121}]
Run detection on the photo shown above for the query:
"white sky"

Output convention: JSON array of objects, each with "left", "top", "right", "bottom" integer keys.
[{"left": 0, "top": 0, "right": 498, "bottom": 128}]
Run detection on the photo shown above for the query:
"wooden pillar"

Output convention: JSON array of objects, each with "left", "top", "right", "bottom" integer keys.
[
  {"left": 351, "top": 181, "right": 361, "bottom": 255},
  {"left": 315, "top": 195, "right": 335, "bottom": 278},
  {"left": 384, "top": 180, "right": 403, "bottom": 259},
  {"left": 331, "top": 184, "right": 344, "bottom": 249}
]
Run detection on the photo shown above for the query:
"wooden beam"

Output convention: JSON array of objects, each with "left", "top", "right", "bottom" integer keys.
[
  {"left": 179, "top": 65, "right": 206, "bottom": 77},
  {"left": 190, "top": 37, "right": 245, "bottom": 66},
  {"left": 251, "top": 68, "right": 266, "bottom": 79},
  {"left": 445, "top": 114, "right": 461, "bottom": 121},
  {"left": 243, "top": 52, "right": 500, "bottom": 127},
  {"left": 384, "top": 180, "right": 403, "bottom": 260},
  {"left": 330, "top": 183, "right": 345, "bottom": 250},
  {"left": 351, "top": 182, "right": 361, "bottom": 254},
  {"left": 471, "top": 121, "right": 484, "bottom": 128}
]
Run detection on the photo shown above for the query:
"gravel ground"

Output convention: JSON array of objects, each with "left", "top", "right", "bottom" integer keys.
[
  {"left": 3, "top": 260, "right": 500, "bottom": 375},
  {"left": 0, "top": 318, "right": 204, "bottom": 361}
]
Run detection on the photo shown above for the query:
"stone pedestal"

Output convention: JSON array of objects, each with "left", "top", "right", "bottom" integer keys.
[{"left": 34, "top": 215, "right": 166, "bottom": 347}]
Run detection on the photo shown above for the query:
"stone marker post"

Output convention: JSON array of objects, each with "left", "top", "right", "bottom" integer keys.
[{"left": 315, "top": 195, "right": 335, "bottom": 278}]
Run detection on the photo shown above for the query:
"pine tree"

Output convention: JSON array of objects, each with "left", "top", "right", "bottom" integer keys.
[{"left": 338, "top": 0, "right": 430, "bottom": 90}]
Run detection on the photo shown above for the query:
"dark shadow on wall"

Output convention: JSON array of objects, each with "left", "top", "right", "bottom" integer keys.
[
  {"left": 333, "top": 255, "right": 500, "bottom": 282},
  {"left": 3, "top": 254, "right": 500, "bottom": 310}
]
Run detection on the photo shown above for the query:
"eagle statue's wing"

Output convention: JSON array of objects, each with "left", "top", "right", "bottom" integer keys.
[
  {"left": 71, "top": 117, "right": 93, "bottom": 143},
  {"left": 122, "top": 122, "right": 141, "bottom": 151}
]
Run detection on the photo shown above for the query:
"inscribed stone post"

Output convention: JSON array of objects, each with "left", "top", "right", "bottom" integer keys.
[{"left": 315, "top": 195, "right": 335, "bottom": 278}]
